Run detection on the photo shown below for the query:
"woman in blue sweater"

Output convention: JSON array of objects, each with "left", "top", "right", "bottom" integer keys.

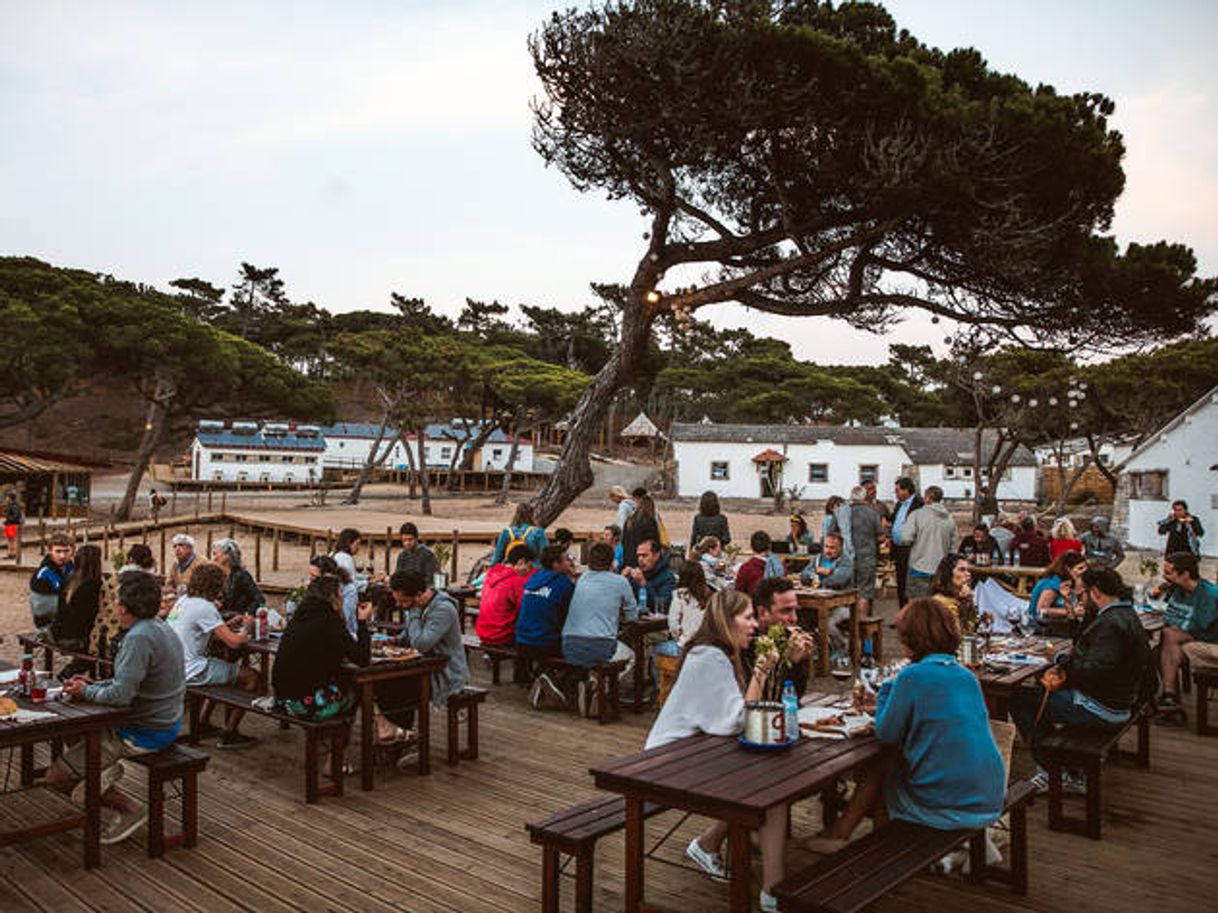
[{"left": 812, "top": 597, "right": 1005, "bottom": 846}]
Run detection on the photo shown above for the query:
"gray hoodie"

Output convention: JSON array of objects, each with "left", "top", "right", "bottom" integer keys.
[
  {"left": 1081, "top": 518, "right": 1125, "bottom": 569},
  {"left": 897, "top": 502, "right": 958, "bottom": 575}
]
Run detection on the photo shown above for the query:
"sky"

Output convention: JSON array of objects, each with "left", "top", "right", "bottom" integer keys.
[{"left": 1, "top": 0, "right": 1215, "bottom": 365}]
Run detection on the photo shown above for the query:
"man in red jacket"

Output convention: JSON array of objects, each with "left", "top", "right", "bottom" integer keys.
[{"left": 475, "top": 545, "right": 535, "bottom": 646}]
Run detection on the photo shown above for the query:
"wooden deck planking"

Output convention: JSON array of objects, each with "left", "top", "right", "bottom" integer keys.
[{"left": 1, "top": 649, "right": 1216, "bottom": 912}]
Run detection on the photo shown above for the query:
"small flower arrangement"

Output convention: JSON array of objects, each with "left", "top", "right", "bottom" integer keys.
[
  {"left": 1138, "top": 556, "right": 1160, "bottom": 580},
  {"left": 431, "top": 542, "right": 452, "bottom": 572},
  {"left": 109, "top": 549, "right": 127, "bottom": 572},
  {"left": 753, "top": 623, "right": 794, "bottom": 701}
]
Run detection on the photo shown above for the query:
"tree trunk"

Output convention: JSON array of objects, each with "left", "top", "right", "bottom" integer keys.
[
  {"left": 971, "top": 425, "right": 985, "bottom": 524},
  {"left": 1087, "top": 435, "right": 1119, "bottom": 487},
  {"left": 529, "top": 295, "right": 655, "bottom": 526},
  {"left": 400, "top": 432, "right": 419, "bottom": 498},
  {"left": 1053, "top": 457, "right": 1092, "bottom": 515},
  {"left": 414, "top": 426, "right": 432, "bottom": 516},
  {"left": 495, "top": 407, "right": 524, "bottom": 506},
  {"left": 116, "top": 377, "right": 175, "bottom": 522},
  {"left": 343, "top": 410, "right": 394, "bottom": 505}
]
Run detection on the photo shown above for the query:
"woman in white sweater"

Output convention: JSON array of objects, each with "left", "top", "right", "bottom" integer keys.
[{"left": 645, "top": 590, "right": 786, "bottom": 913}]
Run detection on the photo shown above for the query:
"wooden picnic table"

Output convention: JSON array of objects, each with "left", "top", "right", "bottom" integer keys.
[
  {"left": 621, "top": 614, "right": 669, "bottom": 711},
  {"left": 793, "top": 587, "right": 858, "bottom": 676},
  {"left": 590, "top": 721, "right": 884, "bottom": 913},
  {"left": 970, "top": 565, "right": 1047, "bottom": 596},
  {"left": 0, "top": 683, "right": 129, "bottom": 869},
  {"left": 242, "top": 636, "right": 447, "bottom": 789}
]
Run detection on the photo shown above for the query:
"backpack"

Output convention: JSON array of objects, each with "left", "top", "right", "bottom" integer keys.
[{"left": 504, "top": 525, "right": 535, "bottom": 556}]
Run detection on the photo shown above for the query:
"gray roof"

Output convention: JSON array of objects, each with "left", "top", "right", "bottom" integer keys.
[{"left": 669, "top": 423, "right": 1036, "bottom": 467}]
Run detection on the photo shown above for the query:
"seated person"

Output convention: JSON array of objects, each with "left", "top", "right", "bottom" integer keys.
[
  {"left": 989, "top": 517, "right": 1015, "bottom": 563},
  {"left": 166, "top": 562, "right": 260, "bottom": 748},
  {"left": 46, "top": 572, "right": 186, "bottom": 845},
  {"left": 394, "top": 521, "right": 439, "bottom": 584},
  {"left": 622, "top": 538, "right": 676, "bottom": 614},
  {"left": 48, "top": 544, "right": 103, "bottom": 652},
  {"left": 1048, "top": 517, "right": 1084, "bottom": 562},
  {"left": 602, "top": 524, "right": 623, "bottom": 572},
  {"left": 1155, "top": 552, "right": 1218, "bottom": 722},
  {"left": 379, "top": 570, "right": 470, "bottom": 739},
  {"left": 1009, "top": 517, "right": 1050, "bottom": 567},
  {"left": 663, "top": 561, "right": 713, "bottom": 655},
  {"left": 167, "top": 533, "right": 203, "bottom": 591},
  {"left": 786, "top": 513, "right": 817, "bottom": 554},
  {"left": 929, "top": 553, "right": 976, "bottom": 625},
  {"left": 273, "top": 574, "right": 373, "bottom": 751},
  {"left": 475, "top": 545, "right": 535, "bottom": 646},
  {"left": 958, "top": 524, "right": 1003, "bottom": 565},
  {"left": 646, "top": 590, "right": 786, "bottom": 913},
  {"left": 691, "top": 535, "right": 727, "bottom": 584},
  {"left": 742, "top": 577, "right": 814, "bottom": 696},
  {"left": 1080, "top": 517, "right": 1124, "bottom": 570},
  {"left": 799, "top": 532, "right": 853, "bottom": 589},
  {"left": 1009, "top": 568, "right": 1150, "bottom": 792},
  {"left": 211, "top": 538, "right": 264, "bottom": 618},
  {"left": 813, "top": 597, "right": 1005, "bottom": 847},
  {"left": 550, "top": 527, "right": 575, "bottom": 553},
  {"left": 29, "top": 532, "right": 74, "bottom": 628},
  {"left": 563, "top": 542, "right": 638, "bottom": 708},
  {"left": 1027, "top": 551, "right": 1087, "bottom": 630},
  {"left": 516, "top": 545, "right": 577, "bottom": 706},
  {"left": 734, "top": 531, "right": 784, "bottom": 597}
]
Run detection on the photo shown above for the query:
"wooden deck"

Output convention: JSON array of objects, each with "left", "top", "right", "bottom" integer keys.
[{"left": 2, "top": 651, "right": 1216, "bottom": 911}]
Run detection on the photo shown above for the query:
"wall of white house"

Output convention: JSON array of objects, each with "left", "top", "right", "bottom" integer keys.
[
  {"left": 320, "top": 436, "right": 534, "bottom": 473},
  {"left": 322, "top": 436, "right": 409, "bottom": 470},
  {"left": 1120, "top": 397, "right": 1218, "bottom": 556},
  {"left": 190, "top": 440, "right": 322, "bottom": 483},
  {"left": 673, "top": 440, "right": 908, "bottom": 499},
  {"left": 917, "top": 464, "right": 1037, "bottom": 502},
  {"left": 477, "top": 442, "right": 534, "bottom": 472}
]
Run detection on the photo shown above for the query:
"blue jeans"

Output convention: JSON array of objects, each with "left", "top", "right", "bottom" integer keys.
[
  {"left": 652, "top": 639, "right": 680, "bottom": 657},
  {"left": 1008, "top": 686, "right": 1121, "bottom": 768}
]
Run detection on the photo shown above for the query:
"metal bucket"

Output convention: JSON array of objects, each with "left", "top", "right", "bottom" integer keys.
[{"left": 744, "top": 701, "right": 786, "bottom": 745}]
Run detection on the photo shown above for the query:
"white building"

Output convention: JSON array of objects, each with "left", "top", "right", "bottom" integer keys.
[
  {"left": 1112, "top": 385, "right": 1218, "bottom": 557},
  {"left": 670, "top": 423, "right": 1037, "bottom": 502},
  {"left": 190, "top": 421, "right": 325, "bottom": 484},
  {"left": 317, "top": 421, "right": 535, "bottom": 473}
]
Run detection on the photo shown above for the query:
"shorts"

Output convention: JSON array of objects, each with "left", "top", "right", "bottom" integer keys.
[
  {"left": 853, "top": 557, "right": 877, "bottom": 600},
  {"left": 186, "top": 657, "right": 240, "bottom": 687},
  {"left": 3, "top": 523, "right": 18, "bottom": 539},
  {"left": 1182, "top": 640, "right": 1218, "bottom": 672},
  {"left": 58, "top": 729, "right": 145, "bottom": 783}
]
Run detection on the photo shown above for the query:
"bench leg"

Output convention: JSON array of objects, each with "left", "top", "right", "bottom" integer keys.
[
  {"left": 1136, "top": 715, "right": 1150, "bottom": 768},
  {"left": 183, "top": 771, "right": 199, "bottom": 849},
  {"left": 541, "top": 845, "right": 560, "bottom": 913},
  {"left": 447, "top": 706, "right": 460, "bottom": 767},
  {"left": 305, "top": 730, "right": 320, "bottom": 804},
  {"left": 331, "top": 727, "right": 347, "bottom": 799},
  {"left": 491, "top": 658, "right": 502, "bottom": 686},
  {"left": 574, "top": 847, "right": 594, "bottom": 913},
  {"left": 147, "top": 774, "right": 166, "bottom": 859},
  {"left": 466, "top": 703, "right": 479, "bottom": 761},
  {"left": 1010, "top": 801, "right": 1028, "bottom": 894},
  {"left": 20, "top": 744, "right": 35, "bottom": 787},
  {"left": 1085, "top": 761, "right": 1102, "bottom": 840},
  {"left": 1047, "top": 763, "right": 1065, "bottom": 832},
  {"left": 967, "top": 832, "right": 986, "bottom": 885},
  {"left": 188, "top": 693, "right": 201, "bottom": 745}
]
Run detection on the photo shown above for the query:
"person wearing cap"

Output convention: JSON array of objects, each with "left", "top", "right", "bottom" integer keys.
[
  {"left": 1080, "top": 517, "right": 1124, "bottom": 570},
  {"left": 167, "top": 534, "right": 202, "bottom": 591}
]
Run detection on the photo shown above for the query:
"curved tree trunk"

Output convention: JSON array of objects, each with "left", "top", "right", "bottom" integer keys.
[
  {"left": 495, "top": 407, "right": 523, "bottom": 506},
  {"left": 343, "top": 411, "right": 393, "bottom": 505},
  {"left": 400, "top": 432, "right": 419, "bottom": 499},
  {"left": 116, "top": 377, "right": 175, "bottom": 522},
  {"left": 1053, "top": 458, "right": 1092, "bottom": 515},
  {"left": 414, "top": 426, "right": 432, "bottom": 516}
]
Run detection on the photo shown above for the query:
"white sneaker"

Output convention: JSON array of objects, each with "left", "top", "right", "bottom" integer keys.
[
  {"left": 538, "top": 672, "right": 566, "bottom": 705},
  {"left": 686, "top": 838, "right": 728, "bottom": 882},
  {"left": 529, "top": 678, "right": 545, "bottom": 710},
  {"left": 759, "top": 889, "right": 778, "bottom": 913},
  {"left": 1029, "top": 768, "right": 1050, "bottom": 795}
]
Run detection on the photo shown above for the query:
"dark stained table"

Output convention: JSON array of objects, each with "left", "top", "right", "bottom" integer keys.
[
  {"left": 591, "top": 730, "right": 885, "bottom": 913},
  {"left": 793, "top": 587, "right": 859, "bottom": 675},
  {"left": 620, "top": 614, "right": 669, "bottom": 711},
  {"left": 0, "top": 694, "right": 128, "bottom": 869},
  {"left": 974, "top": 635, "right": 1060, "bottom": 720}
]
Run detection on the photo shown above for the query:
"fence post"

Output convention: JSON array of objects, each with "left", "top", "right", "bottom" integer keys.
[
  {"left": 205, "top": 529, "right": 213, "bottom": 558},
  {"left": 272, "top": 527, "right": 280, "bottom": 572},
  {"left": 254, "top": 532, "right": 262, "bottom": 582},
  {"left": 159, "top": 529, "right": 167, "bottom": 572},
  {"left": 194, "top": 492, "right": 200, "bottom": 520},
  {"left": 221, "top": 491, "right": 227, "bottom": 516},
  {"left": 385, "top": 526, "right": 393, "bottom": 575},
  {"left": 207, "top": 489, "right": 213, "bottom": 513},
  {"left": 450, "top": 529, "right": 459, "bottom": 579}
]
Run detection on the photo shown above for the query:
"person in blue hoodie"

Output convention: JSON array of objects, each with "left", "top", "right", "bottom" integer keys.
[
  {"left": 622, "top": 539, "right": 675, "bottom": 614},
  {"left": 490, "top": 503, "right": 548, "bottom": 567},
  {"left": 29, "top": 532, "right": 75, "bottom": 627},
  {"left": 517, "top": 545, "right": 577, "bottom": 707},
  {"left": 809, "top": 597, "right": 1005, "bottom": 849}
]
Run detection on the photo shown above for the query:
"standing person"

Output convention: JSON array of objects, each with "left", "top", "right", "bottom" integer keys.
[
  {"left": 1048, "top": 517, "right": 1084, "bottom": 561},
  {"left": 48, "top": 544, "right": 104, "bottom": 652},
  {"left": 167, "top": 534, "right": 203, "bottom": 591},
  {"left": 147, "top": 488, "right": 167, "bottom": 523},
  {"left": 861, "top": 479, "right": 891, "bottom": 525},
  {"left": 1009, "top": 568, "right": 1150, "bottom": 793},
  {"left": 1158, "top": 500, "right": 1204, "bottom": 556},
  {"left": 1080, "top": 517, "right": 1124, "bottom": 570},
  {"left": 4, "top": 490, "right": 21, "bottom": 559},
  {"left": 645, "top": 590, "right": 787, "bottom": 912},
  {"left": 210, "top": 539, "right": 264, "bottom": 617},
  {"left": 821, "top": 496, "right": 845, "bottom": 542},
  {"left": 490, "top": 504, "right": 547, "bottom": 567},
  {"left": 1154, "top": 552, "right": 1218, "bottom": 722},
  {"left": 1009, "top": 517, "right": 1051, "bottom": 567},
  {"left": 622, "top": 538, "right": 677, "bottom": 613},
  {"left": 563, "top": 542, "right": 639, "bottom": 715},
  {"left": 734, "top": 531, "right": 784, "bottom": 598},
  {"left": 395, "top": 522, "right": 440, "bottom": 582},
  {"left": 29, "top": 532, "right": 75, "bottom": 628},
  {"left": 989, "top": 515, "right": 1015, "bottom": 563},
  {"left": 620, "top": 493, "right": 661, "bottom": 571},
  {"left": 889, "top": 478, "right": 924, "bottom": 607},
  {"left": 516, "top": 545, "right": 577, "bottom": 706},
  {"left": 848, "top": 485, "right": 885, "bottom": 619},
  {"left": 476, "top": 545, "right": 535, "bottom": 646},
  {"left": 45, "top": 572, "right": 186, "bottom": 845},
  {"left": 896, "top": 486, "right": 956, "bottom": 601},
  {"left": 609, "top": 485, "right": 637, "bottom": 531},
  {"left": 690, "top": 490, "right": 731, "bottom": 548}
]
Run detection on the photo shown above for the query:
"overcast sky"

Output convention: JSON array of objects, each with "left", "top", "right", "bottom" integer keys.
[{"left": 2, "top": 0, "right": 1214, "bottom": 364}]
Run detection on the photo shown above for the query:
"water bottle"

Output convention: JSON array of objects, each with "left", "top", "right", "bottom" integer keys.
[
  {"left": 782, "top": 680, "right": 799, "bottom": 743},
  {"left": 860, "top": 638, "right": 876, "bottom": 692},
  {"left": 637, "top": 583, "right": 649, "bottom": 613},
  {"left": 1012, "top": 548, "right": 1021, "bottom": 568}
]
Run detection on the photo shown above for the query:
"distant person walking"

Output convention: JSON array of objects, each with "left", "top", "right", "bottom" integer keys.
[
  {"left": 690, "top": 490, "right": 731, "bottom": 548},
  {"left": 609, "top": 486, "right": 637, "bottom": 531},
  {"left": 888, "top": 478, "right": 923, "bottom": 606},
  {"left": 4, "top": 491, "right": 21, "bottom": 559},
  {"left": 148, "top": 488, "right": 167, "bottom": 523}
]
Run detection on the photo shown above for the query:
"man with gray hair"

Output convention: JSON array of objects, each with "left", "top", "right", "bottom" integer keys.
[
  {"left": 1080, "top": 517, "right": 1124, "bottom": 570},
  {"left": 167, "top": 533, "right": 202, "bottom": 590},
  {"left": 896, "top": 485, "right": 958, "bottom": 600}
]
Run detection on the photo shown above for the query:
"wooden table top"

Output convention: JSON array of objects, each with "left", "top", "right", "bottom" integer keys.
[
  {"left": 0, "top": 695, "right": 128, "bottom": 747},
  {"left": 971, "top": 565, "right": 1048, "bottom": 579},
  {"left": 591, "top": 730, "right": 883, "bottom": 827}
]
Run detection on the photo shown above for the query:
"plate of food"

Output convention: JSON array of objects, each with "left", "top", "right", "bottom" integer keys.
[
  {"left": 797, "top": 706, "right": 873, "bottom": 738},
  {"left": 373, "top": 645, "right": 420, "bottom": 661},
  {"left": 0, "top": 696, "right": 18, "bottom": 720}
]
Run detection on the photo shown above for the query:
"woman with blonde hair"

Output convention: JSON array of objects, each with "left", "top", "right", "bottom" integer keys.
[
  {"left": 1048, "top": 517, "right": 1083, "bottom": 562},
  {"left": 645, "top": 590, "right": 787, "bottom": 912}
]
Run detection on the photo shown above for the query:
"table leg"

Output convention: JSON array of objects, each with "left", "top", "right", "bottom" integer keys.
[
  {"left": 632, "top": 633, "right": 646, "bottom": 712},
  {"left": 417, "top": 672, "right": 432, "bottom": 777},
  {"left": 624, "top": 796, "right": 644, "bottom": 912},
  {"left": 84, "top": 730, "right": 101, "bottom": 868},
  {"left": 727, "top": 823, "right": 751, "bottom": 913},
  {"left": 360, "top": 682, "right": 375, "bottom": 792},
  {"left": 817, "top": 607, "right": 830, "bottom": 677},
  {"left": 849, "top": 601, "right": 860, "bottom": 668}
]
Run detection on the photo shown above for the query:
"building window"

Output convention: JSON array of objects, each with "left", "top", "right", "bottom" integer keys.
[
  {"left": 858, "top": 465, "right": 878, "bottom": 484},
  {"left": 962, "top": 467, "right": 973, "bottom": 478},
  {"left": 1128, "top": 470, "right": 1167, "bottom": 500},
  {"left": 235, "top": 454, "right": 248, "bottom": 463},
  {"left": 944, "top": 466, "right": 956, "bottom": 479},
  {"left": 440, "top": 446, "right": 453, "bottom": 460},
  {"left": 282, "top": 455, "right": 294, "bottom": 464},
  {"left": 710, "top": 461, "right": 730, "bottom": 481},
  {"left": 807, "top": 463, "right": 828, "bottom": 484},
  {"left": 211, "top": 453, "right": 224, "bottom": 463},
  {"left": 491, "top": 448, "right": 504, "bottom": 460}
]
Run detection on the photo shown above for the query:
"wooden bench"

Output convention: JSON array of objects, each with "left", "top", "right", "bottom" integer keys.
[
  {"left": 462, "top": 633, "right": 519, "bottom": 685},
  {"left": 526, "top": 795, "right": 665, "bottom": 913},
  {"left": 185, "top": 685, "right": 350, "bottom": 804},
  {"left": 446, "top": 686, "right": 488, "bottom": 766},
  {"left": 773, "top": 780, "right": 1037, "bottom": 912},
  {"left": 127, "top": 744, "right": 210, "bottom": 858},
  {"left": 1039, "top": 703, "right": 1151, "bottom": 839},
  {"left": 1193, "top": 667, "right": 1218, "bottom": 736}
]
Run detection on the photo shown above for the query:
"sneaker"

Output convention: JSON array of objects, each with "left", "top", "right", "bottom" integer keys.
[
  {"left": 71, "top": 761, "right": 126, "bottom": 807},
  {"left": 759, "top": 889, "right": 778, "bottom": 913},
  {"left": 576, "top": 679, "right": 590, "bottom": 718},
  {"left": 216, "top": 731, "right": 259, "bottom": 750},
  {"left": 685, "top": 838, "right": 728, "bottom": 882},
  {"left": 529, "top": 678, "right": 545, "bottom": 710},
  {"left": 100, "top": 806, "right": 147, "bottom": 845},
  {"left": 1029, "top": 768, "right": 1050, "bottom": 795},
  {"left": 538, "top": 672, "right": 566, "bottom": 705}
]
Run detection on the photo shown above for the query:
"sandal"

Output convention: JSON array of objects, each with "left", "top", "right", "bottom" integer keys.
[{"left": 376, "top": 725, "right": 409, "bottom": 746}]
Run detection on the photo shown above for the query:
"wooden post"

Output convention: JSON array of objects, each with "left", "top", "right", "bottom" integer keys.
[
  {"left": 14, "top": 526, "right": 22, "bottom": 565},
  {"left": 385, "top": 526, "right": 393, "bottom": 575},
  {"left": 205, "top": 529, "right": 213, "bottom": 558},
  {"left": 159, "top": 529, "right": 167, "bottom": 571},
  {"left": 326, "top": 528, "right": 333, "bottom": 554},
  {"left": 207, "top": 489, "right": 213, "bottom": 513},
  {"left": 254, "top": 532, "right": 262, "bottom": 582},
  {"left": 194, "top": 492, "right": 200, "bottom": 520},
  {"left": 272, "top": 527, "right": 280, "bottom": 572},
  {"left": 141, "top": 525, "right": 148, "bottom": 544},
  {"left": 450, "top": 529, "right": 459, "bottom": 579},
  {"left": 118, "top": 531, "right": 126, "bottom": 554},
  {"left": 221, "top": 491, "right": 227, "bottom": 515},
  {"left": 39, "top": 517, "right": 47, "bottom": 551},
  {"left": 171, "top": 489, "right": 177, "bottom": 516},
  {"left": 228, "top": 523, "right": 235, "bottom": 540}
]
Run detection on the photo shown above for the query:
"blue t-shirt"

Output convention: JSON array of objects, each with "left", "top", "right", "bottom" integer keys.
[
  {"left": 1165, "top": 580, "right": 1218, "bottom": 643},
  {"left": 875, "top": 654, "right": 1005, "bottom": 830},
  {"left": 1027, "top": 575, "right": 1063, "bottom": 625},
  {"left": 515, "top": 568, "right": 575, "bottom": 649}
]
